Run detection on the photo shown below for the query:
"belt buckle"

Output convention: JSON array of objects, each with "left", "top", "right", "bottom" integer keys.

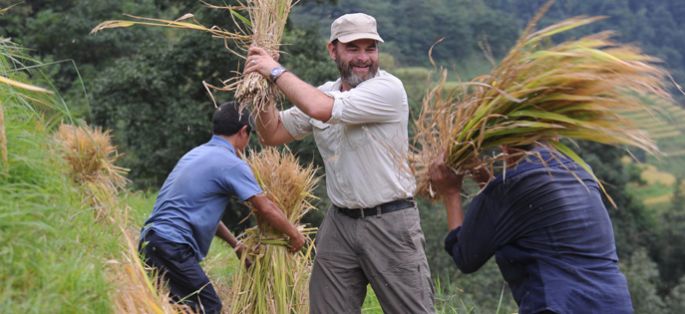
[
  {"left": 360, "top": 207, "right": 365, "bottom": 219},
  {"left": 375, "top": 205, "right": 382, "bottom": 218}
]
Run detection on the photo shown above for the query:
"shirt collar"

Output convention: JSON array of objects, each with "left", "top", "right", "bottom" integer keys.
[{"left": 208, "top": 135, "right": 237, "bottom": 155}]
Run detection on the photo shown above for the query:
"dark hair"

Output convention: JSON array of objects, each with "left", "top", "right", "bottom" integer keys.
[{"left": 212, "top": 101, "right": 251, "bottom": 136}]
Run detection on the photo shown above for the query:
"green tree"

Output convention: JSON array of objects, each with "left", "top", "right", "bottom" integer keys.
[
  {"left": 666, "top": 276, "right": 685, "bottom": 313},
  {"left": 89, "top": 7, "right": 243, "bottom": 188},
  {"left": 622, "top": 248, "right": 667, "bottom": 314},
  {"left": 654, "top": 177, "right": 685, "bottom": 291}
]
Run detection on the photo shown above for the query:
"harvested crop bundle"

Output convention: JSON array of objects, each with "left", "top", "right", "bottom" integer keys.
[
  {"left": 230, "top": 147, "right": 318, "bottom": 314},
  {"left": 413, "top": 2, "right": 671, "bottom": 203},
  {"left": 54, "top": 124, "right": 129, "bottom": 218}
]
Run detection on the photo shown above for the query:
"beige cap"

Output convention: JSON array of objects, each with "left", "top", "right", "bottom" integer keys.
[{"left": 329, "top": 13, "right": 384, "bottom": 43}]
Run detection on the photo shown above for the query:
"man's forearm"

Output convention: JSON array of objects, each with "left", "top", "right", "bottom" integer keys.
[
  {"left": 274, "top": 72, "right": 334, "bottom": 122},
  {"left": 260, "top": 202, "right": 300, "bottom": 240},
  {"left": 256, "top": 103, "right": 281, "bottom": 142},
  {"left": 244, "top": 46, "right": 334, "bottom": 123},
  {"left": 250, "top": 195, "right": 300, "bottom": 240},
  {"left": 216, "top": 221, "right": 239, "bottom": 248},
  {"left": 443, "top": 191, "right": 464, "bottom": 231}
]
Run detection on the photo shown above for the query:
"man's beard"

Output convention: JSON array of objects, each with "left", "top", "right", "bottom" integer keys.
[{"left": 336, "top": 57, "right": 379, "bottom": 88}]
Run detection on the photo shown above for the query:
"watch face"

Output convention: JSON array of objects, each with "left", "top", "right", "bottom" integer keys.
[
  {"left": 271, "top": 67, "right": 285, "bottom": 76},
  {"left": 270, "top": 66, "right": 286, "bottom": 81}
]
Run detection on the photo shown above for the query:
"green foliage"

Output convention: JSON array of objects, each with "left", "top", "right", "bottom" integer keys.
[
  {"left": 290, "top": 0, "right": 520, "bottom": 66},
  {"left": 654, "top": 177, "right": 685, "bottom": 290},
  {"left": 90, "top": 30, "right": 235, "bottom": 188},
  {"left": 666, "top": 277, "right": 685, "bottom": 313},
  {"left": 622, "top": 248, "right": 667, "bottom": 314},
  {"left": 0, "top": 59, "right": 116, "bottom": 313}
]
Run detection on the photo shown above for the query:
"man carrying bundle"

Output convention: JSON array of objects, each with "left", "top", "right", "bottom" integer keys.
[
  {"left": 138, "top": 102, "right": 305, "bottom": 314},
  {"left": 429, "top": 145, "right": 633, "bottom": 313},
  {"left": 244, "top": 13, "right": 435, "bottom": 314}
]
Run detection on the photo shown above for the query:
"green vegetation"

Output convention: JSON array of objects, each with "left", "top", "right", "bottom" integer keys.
[{"left": 0, "top": 41, "right": 114, "bottom": 313}]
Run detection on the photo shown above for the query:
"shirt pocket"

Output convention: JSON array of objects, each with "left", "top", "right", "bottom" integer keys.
[{"left": 343, "top": 124, "right": 370, "bottom": 149}]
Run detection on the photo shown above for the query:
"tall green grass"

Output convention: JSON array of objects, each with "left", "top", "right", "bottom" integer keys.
[
  {"left": 0, "top": 40, "right": 120, "bottom": 313},
  {"left": 0, "top": 98, "right": 123, "bottom": 313}
]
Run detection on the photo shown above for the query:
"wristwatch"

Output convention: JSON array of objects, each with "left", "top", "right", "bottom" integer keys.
[{"left": 269, "top": 66, "right": 287, "bottom": 83}]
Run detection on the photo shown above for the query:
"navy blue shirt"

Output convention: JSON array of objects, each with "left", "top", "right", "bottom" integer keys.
[
  {"left": 141, "top": 136, "right": 262, "bottom": 260},
  {"left": 444, "top": 148, "right": 633, "bottom": 313}
]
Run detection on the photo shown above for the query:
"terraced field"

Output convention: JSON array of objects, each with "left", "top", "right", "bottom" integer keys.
[{"left": 622, "top": 99, "right": 685, "bottom": 209}]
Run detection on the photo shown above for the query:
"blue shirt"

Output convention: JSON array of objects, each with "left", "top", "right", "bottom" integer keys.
[
  {"left": 141, "top": 135, "right": 262, "bottom": 260},
  {"left": 444, "top": 148, "right": 633, "bottom": 313}
]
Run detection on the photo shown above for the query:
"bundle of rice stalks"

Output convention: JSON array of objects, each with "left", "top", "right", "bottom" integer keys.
[
  {"left": 229, "top": 0, "right": 293, "bottom": 113},
  {"left": 91, "top": 0, "right": 295, "bottom": 114},
  {"left": 230, "top": 147, "right": 318, "bottom": 314},
  {"left": 53, "top": 123, "right": 129, "bottom": 219},
  {"left": 413, "top": 1, "right": 671, "bottom": 202}
]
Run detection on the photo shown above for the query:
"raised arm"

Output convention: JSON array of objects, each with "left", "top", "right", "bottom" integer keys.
[
  {"left": 429, "top": 160, "right": 499, "bottom": 274},
  {"left": 429, "top": 161, "right": 465, "bottom": 230}
]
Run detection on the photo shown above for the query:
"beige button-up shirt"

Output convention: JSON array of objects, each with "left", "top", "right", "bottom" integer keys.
[{"left": 280, "top": 70, "right": 416, "bottom": 209}]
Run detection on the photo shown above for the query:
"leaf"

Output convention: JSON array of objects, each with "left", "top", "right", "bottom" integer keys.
[
  {"left": 230, "top": 9, "right": 252, "bottom": 28},
  {"left": 0, "top": 75, "right": 53, "bottom": 93}
]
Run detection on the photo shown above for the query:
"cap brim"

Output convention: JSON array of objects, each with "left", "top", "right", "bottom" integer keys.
[{"left": 336, "top": 33, "right": 384, "bottom": 43}]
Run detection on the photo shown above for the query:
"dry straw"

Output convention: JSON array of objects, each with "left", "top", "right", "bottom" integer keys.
[
  {"left": 52, "top": 124, "right": 181, "bottom": 313},
  {"left": 53, "top": 124, "right": 129, "bottom": 220},
  {"left": 230, "top": 147, "right": 318, "bottom": 314},
  {"left": 107, "top": 222, "right": 192, "bottom": 314},
  {"left": 91, "top": 0, "right": 295, "bottom": 114},
  {"left": 229, "top": 0, "right": 293, "bottom": 114},
  {"left": 413, "top": 1, "right": 671, "bottom": 203}
]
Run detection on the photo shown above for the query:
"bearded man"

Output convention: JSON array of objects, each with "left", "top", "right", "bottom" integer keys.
[{"left": 244, "top": 12, "right": 435, "bottom": 314}]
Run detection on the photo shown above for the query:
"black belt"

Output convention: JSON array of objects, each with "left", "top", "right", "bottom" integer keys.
[{"left": 335, "top": 198, "right": 415, "bottom": 219}]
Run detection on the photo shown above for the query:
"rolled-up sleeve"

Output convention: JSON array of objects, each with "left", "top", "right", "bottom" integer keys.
[
  {"left": 326, "top": 75, "right": 407, "bottom": 125},
  {"left": 443, "top": 195, "right": 498, "bottom": 273},
  {"left": 280, "top": 106, "right": 313, "bottom": 140}
]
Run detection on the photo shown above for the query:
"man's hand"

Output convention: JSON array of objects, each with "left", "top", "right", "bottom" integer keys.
[
  {"left": 429, "top": 159, "right": 464, "bottom": 196},
  {"left": 244, "top": 46, "right": 281, "bottom": 78},
  {"left": 430, "top": 158, "right": 466, "bottom": 230},
  {"left": 234, "top": 243, "right": 252, "bottom": 269},
  {"left": 288, "top": 232, "right": 306, "bottom": 253}
]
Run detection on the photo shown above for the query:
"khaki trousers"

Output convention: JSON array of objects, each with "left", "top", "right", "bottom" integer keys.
[{"left": 309, "top": 205, "right": 435, "bottom": 314}]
